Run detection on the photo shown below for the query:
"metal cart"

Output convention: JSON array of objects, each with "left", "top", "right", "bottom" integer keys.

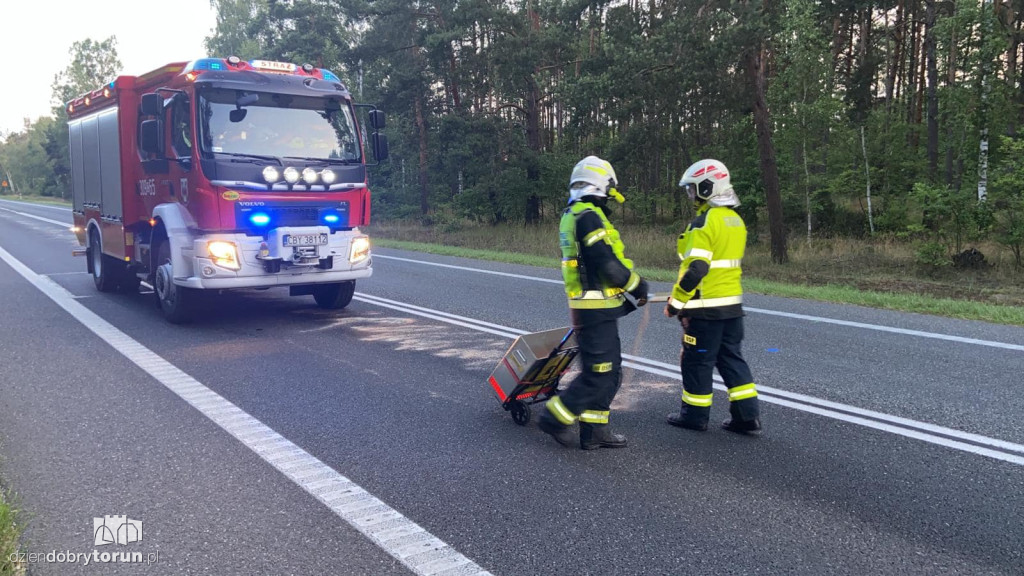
[{"left": 486, "top": 327, "right": 578, "bottom": 425}]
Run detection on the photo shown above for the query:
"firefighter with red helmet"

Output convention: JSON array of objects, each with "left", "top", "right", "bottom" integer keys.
[
  {"left": 664, "top": 159, "right": 762, "bottom": 435},
  {"left": 538, "top": 156, "right": 650, "bottom": 450}
]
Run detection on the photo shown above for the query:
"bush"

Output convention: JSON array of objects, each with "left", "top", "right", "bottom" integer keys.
[{"left": 915, "top": 241, "right": 950, "bottom": 269}]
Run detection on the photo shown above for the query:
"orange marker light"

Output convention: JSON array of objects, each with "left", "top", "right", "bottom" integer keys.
[{"left": 148, "top": 218, "right": 157, "bottom": 226}]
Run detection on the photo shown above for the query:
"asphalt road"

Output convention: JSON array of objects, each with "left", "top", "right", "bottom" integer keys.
[{"left": 1, "top": 198, "right": 1022, "bottom": 575}]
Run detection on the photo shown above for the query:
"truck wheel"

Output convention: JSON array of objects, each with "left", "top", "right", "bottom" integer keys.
[
  {"left": 313, "top": 281, "right": 355, "bottom": 310},
  {"left": 154, "top": 240, "right": 193, "bottom": 324},
  {"left": 89, "top": 228, "right": 119, "bottom": 293}
]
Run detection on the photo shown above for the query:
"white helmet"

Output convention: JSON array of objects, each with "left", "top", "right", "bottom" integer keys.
[
  {"left": 569, "top": 156, "right": 622, "bottom": 204},
  {"left": 679, "top": 159, "right": 740, "bottom": 207}
]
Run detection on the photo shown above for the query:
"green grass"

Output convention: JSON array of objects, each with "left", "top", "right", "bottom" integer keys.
[
  {"left": 371, "top": 236, "right": 1024, "bottom": 326},
  {"left": 0, "top": 487, "right": 23, "bottom": 576}
]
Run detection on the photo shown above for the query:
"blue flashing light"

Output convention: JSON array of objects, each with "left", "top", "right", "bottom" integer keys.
[
  {"left": 191, "top": 58, "right": 226, "bottom": 71},
  {"left": 323, "top": 214, "right": 340, "bottom": 224},
  {"left": 250, "top": 212, "right": 271, "bottom": 226},
  {"left": 321, "top": 69, "right": 341, "bottom": 83}
]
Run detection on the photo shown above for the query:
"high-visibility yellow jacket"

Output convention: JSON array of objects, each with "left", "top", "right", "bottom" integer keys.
[
  {"left": 669, "top": 204, "right": 746, "bottom": 320},
  {"left": 559, "top": 201, "right": 641, "bottom": 323}
]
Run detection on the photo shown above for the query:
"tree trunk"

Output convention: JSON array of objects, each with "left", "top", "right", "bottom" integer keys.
[
  {"left": 945, "top": 3, "right": 958, "bottom": 184},
  {"left": 524, "top": 74, "right": 542, "bottom": 224},
  {"left": 925, "top": 0, "right": 939, "bottom": 174},
  {"left": 746, "top": 44, "right": 788, "bottom": 263},
  {"left": 414, "top": 92, "right": 430, "bottom": 215},
  {"left": 907, "top": 2, "right": 920, "bottom": 126},
  {"left": 885, "top": 0, "right": 904, "bottom": 115}
]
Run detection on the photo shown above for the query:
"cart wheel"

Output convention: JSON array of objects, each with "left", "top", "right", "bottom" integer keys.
[{"left": 509, "top": 401, "right": 531, "bottom": 426}]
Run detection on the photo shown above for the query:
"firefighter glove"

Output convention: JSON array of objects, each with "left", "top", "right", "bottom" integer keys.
[{"left": 629, "top": 278, "right": 650, "bottom": 307}]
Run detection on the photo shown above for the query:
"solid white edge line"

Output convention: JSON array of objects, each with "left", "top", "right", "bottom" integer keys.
[
  {"left": 0, "top": 206, "right": 71, "bottom": 227},
  {"left": 352, "top": 292, "right": 1024, "bottom": 463},
  {"left": 373, "top": 254, "right": 1023, "bottom": 351},
  {"left": 0, "top": 199, "right": 73, "bottom": 213},
  {"left": 0, "top": 246, "right": 493, "bottom": 576}
]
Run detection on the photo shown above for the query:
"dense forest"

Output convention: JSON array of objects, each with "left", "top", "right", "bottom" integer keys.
[{"left": 3, "top": 0, "right": 1024, "bottom": 269}]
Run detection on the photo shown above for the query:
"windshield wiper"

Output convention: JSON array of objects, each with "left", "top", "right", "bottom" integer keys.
[
  {"left": 283, "top": 156, "right": 362, "bottom": 164},
  {"left": 217, "top": 152, "right": 282, "bottom": 165}
]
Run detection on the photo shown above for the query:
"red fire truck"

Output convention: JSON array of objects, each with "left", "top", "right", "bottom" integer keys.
[{"left": 67, "top": 57, "right": 387, "bottom": 323}]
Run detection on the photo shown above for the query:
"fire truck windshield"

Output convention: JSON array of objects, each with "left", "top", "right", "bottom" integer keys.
[{"left": 199, "top": 88, "right": 361, "bottom": 163}]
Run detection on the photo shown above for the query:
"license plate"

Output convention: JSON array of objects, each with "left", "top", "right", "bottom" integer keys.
[{"left": 283, "top": 233, "right": 328, "bottom": 247}]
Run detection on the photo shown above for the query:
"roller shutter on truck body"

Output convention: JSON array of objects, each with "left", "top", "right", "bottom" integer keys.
[
  {"left": 69, "top": 107, "right": 122, "bottom": 220},
  {"left": 69, "top": 121, "right": 85, "bottom": 212}
]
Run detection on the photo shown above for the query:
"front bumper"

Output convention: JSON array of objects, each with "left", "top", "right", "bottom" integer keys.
[{"left": 175, "top": 227, "right": 372, "bottom": 290}]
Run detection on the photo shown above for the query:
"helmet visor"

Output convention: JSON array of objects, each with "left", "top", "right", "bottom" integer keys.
[{"left": 682, "top": 182, "right": 698, "bottom": 202}]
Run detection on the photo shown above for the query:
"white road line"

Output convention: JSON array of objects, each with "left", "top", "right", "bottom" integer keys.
[
  {"left": 374, "top": 253, "right": 563, "bottom": 285},
  {"left": 0, "top": 206, "right": 71, "bottom": 227},
  {"left": 0, "top": 199, "right": 74, "bottom": 213},
  {"left": 372, "top": 254, "right": 1023, "bottom": 351},
  {"left": 353, "top": 292, "right": 1024, "bottom": 466},
  {"left": 0, "top": 246, "right": 492, "bottom": 576},
  {"left": 744, "top": 307, "right": 1024, "bottom": 351}
]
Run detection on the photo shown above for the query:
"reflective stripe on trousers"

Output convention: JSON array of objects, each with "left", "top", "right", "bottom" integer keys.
[
  {"left": 728, "top": 383, "right": 758, "bottom": 401},
  {"left": 682, "top": 390, "right": 714, "bottom": 407},
  {"left": 547, "top": 396, "right": 577, "bottom": 425}
]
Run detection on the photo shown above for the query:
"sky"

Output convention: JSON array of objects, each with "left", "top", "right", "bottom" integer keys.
[{"left": 0, "top": 0, "right": 217, "bottom": 135}]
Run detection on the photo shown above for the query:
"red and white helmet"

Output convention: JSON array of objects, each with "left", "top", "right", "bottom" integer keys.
[{"left": 679, "top": 159, "right": 740, "bottom": 207}]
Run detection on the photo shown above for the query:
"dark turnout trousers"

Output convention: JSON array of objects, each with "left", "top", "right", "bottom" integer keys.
[
  {"left": 547, "top": 319, "right": 622, "bottom": 426},
  {"left": 679, "top": 316, "right": 759, "bottom": 424}
]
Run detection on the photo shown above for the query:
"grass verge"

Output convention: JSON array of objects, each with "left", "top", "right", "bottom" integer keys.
[
  {"left": 372, "top": 237, "right": 1024, "bottom": 326},
  {"left": 0, "top": 486, "right": 23, "bottom": 576}
]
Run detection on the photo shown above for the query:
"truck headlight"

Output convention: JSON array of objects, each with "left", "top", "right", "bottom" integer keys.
[
  {"left": 283, "top": 167, "right": 301, "bottom": 184},
  {"left": 349, "top": 236, "right": 370, "bottom": 263},
  {"left": 208, "top": 241, "right": 241, "bottom": 270},
  {"left": 302, "top": 167, "right": 319, "bottom": 184}
]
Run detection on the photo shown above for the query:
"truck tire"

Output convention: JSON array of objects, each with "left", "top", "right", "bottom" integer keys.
[
  {"left": 154, "top": 239, "right": 193, "bottom": 324},
  {"left": 313, "top": 281, "right": 355, "bottom": 310},
  {"left": 89, "top": 228, "right": 120, "bottom": 293}
]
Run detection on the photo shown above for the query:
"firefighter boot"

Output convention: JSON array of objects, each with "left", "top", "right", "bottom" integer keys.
[
  {"left": 538, "top": 409, "right": 576, "bottom": 448},
  {"left": 579, "top": 423, "right": 628, "bottom": 450},
  {"left": 666, "top": 402, "right": 709, "bottom": 431},
  {"left": 721, "top": 418, "right": 762, "bottom": 436},
  {"left": 722, "top": 398, "right": 762, "bottom": 436}
]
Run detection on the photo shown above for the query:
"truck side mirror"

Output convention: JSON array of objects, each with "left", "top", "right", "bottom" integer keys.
[
  {"left": 371, "top": 132, "right": 388, "bottom": 162},
  {"left": 369, "top": 109, "right": 386, "bottom": 130},
  {"left": 141, "top": 93, "right": 163, "bottom": 117},
  {"left": 140, "top": 119, "right": 164, "bottom": 155}
]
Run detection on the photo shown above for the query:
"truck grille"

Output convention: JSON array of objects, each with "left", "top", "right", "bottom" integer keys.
[{"left": 271, "top": 207, "right": 320, "bottom": 226}]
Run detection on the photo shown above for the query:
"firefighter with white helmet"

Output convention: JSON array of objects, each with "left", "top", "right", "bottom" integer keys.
[
  {"left": 539, "top": 156, "right": 649, "bottom": 450},
  {"left": 664, "top": 159, "right": 762, "bottom": 435}
]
